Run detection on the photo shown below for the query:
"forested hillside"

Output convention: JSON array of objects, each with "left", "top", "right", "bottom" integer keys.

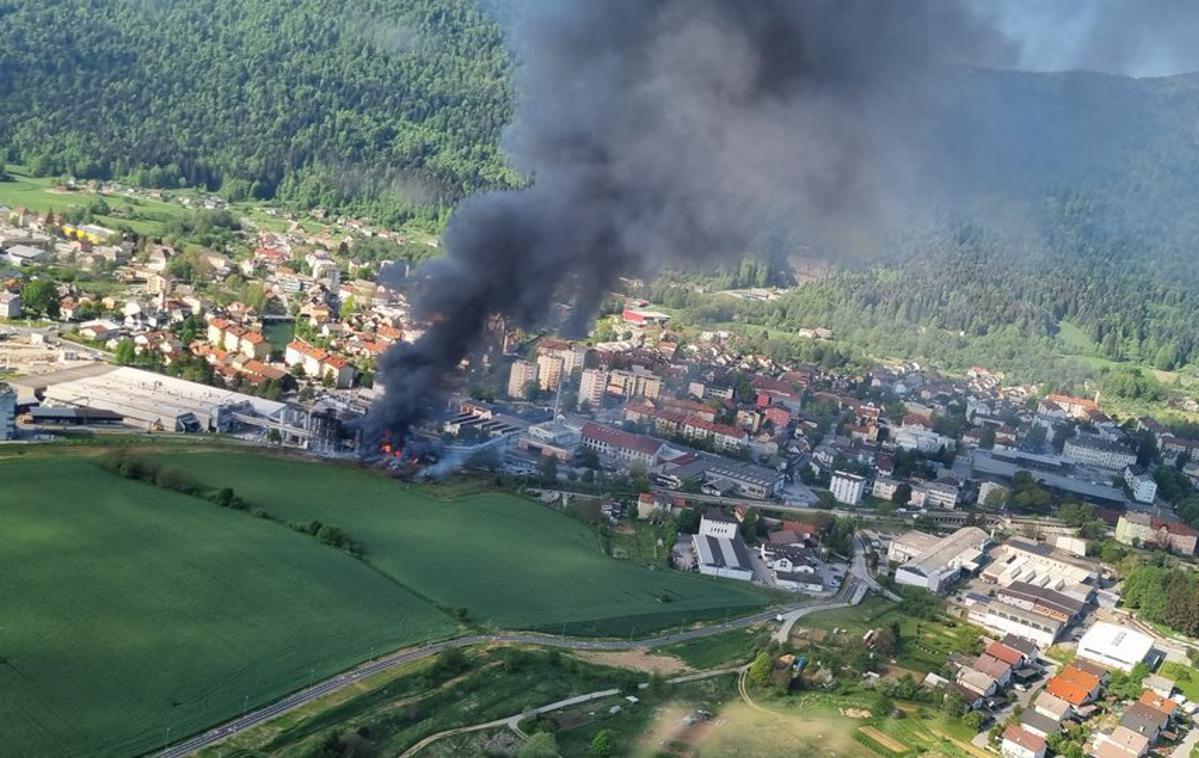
[
  {"left": 5, "top": 0, "right": 1199, "bottom": 383},
  {"left": 0, "top": 0, "right": 515, "bottom": 224}
]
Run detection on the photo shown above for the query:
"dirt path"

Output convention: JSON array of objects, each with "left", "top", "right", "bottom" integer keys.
[
  {"left": 859, "top": 725, "right": 906, "bottom": 753},
  {"left": 573, "top": 649, "right": 691, "bottom": 675}
]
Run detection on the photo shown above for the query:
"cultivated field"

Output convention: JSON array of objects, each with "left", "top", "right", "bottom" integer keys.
[
  {"left": 0, "top": 456, "right": 455, "bottom": 758},
  {"left": 155, "top": 450, "right": 769, "bottom": 636},
  {"left": 0, "top": 447, "right": 768, "bottom": 756}
]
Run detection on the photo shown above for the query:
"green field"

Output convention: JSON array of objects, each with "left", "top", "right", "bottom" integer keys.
[
  {"left": 0, "top": 167, "right": 191, "bottom": 237},
  {"left": 0, "top": 456, "right": 455, "bottom": 758},
  {"left": 154, "top": 451, "right": 768, "bottom": 635},
  {"left": 1, "top": 447, "right": 767, "bottom": 756}
]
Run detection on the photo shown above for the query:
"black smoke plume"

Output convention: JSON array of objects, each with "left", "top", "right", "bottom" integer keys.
[{"left": 365, "top": 0, "right": 1014, "bottom": 442}]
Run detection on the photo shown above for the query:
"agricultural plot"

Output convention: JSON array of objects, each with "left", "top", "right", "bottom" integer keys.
[
  {"left": 0, "top": 456, "right": 455, "bottom": 758},
  {"left": 0, "top": 167, "right": 192, "bottom": 237},
  {"left": 155, "top": 451, "right": 770, "bottom": 636},
  {"left": 794, "top": 597, "right": 982, "bottom": 675}
]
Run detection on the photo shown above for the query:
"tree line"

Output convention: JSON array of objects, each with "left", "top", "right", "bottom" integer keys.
[{"left": 0, "top": 0, "right": 517, "bottom": 226}]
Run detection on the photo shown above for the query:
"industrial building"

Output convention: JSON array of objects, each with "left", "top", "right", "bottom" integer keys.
[
  {"left": 35, "top": 365, "right": 291, "bottom": 433},
  {"left": 1075, "top": 622, "right": 1156, "bottom": 672},
  {"left": 967, "top": 598, "right": 1063, "bottom": 648},
  {"left": 692, "top": 531, "right": 753, "bottom": 582},
  {"left": 888, "top": 526, "right": 990, "bottom": 593},
  {"left": 982, "top": 537, "right": 1098, "bottom": 600},
  {"left": 970, "top": 448, "right": 1127, "bottom": 505},
  {"left": 995, "top": 581, "right": 1086, "bottom": 624}
]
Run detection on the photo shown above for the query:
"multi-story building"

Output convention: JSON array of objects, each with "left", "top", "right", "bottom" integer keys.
[
  {"left": 1038, "top": 393, "right": 1100, "bottom": 420},
  {"left": 536, "top": 353, "right": 564, "bottom": 392},
  {"left": 578, "top": 368, "right": 608, "bottom": 408},
  {"left": 1115, "top": 512, "right": 1199, "bottom": 555},
  {"left": 967, "top": 598, "right": 1062, "bottom": 647},
  {"left": 0, "top": 382, "right": 15, "bottom": 440},
  {"left": 830, "top": 470, "right": 866, "bottom": 505},
  {"left": 507, "top": 359, "right": 539, "bottom": 399},
  {"left": 924, "top": 477, "right": 961, "bottom": 509},
  {"left": 580, "top": 422, "right": 664, "bottom": 468},
  {"left": 607, "top": 369, "right": 662, "bottom": 400},
  {"left": 1123, "top": 465, "right": 1157, "bottom": 503},
  {"left": 872, "top": 478, "right": 902, "bottom": 501},
  {"left": 538, "top": 339, "right": 588, "bottom": 376},
  {"left": 1062, "top": 433, "right": 1136, "bottom": 470}
]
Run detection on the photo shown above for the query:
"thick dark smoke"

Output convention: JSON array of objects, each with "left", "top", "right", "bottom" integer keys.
[{"left": 365, "top": 0, "right": 1015, "bottom": 442}]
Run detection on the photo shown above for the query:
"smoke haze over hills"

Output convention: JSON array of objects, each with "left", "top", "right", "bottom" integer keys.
[{"left": 365, "top": 0, "right": 1199, "bottom": 441}]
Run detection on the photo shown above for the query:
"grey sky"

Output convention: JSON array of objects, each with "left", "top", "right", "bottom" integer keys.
[{"left": 976, "top": 0, "right": 1199, "bottom": 77}]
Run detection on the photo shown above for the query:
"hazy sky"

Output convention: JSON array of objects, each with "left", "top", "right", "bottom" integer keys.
[{"left": 977, "top": 0, "right": 1199, "bottom": 77}]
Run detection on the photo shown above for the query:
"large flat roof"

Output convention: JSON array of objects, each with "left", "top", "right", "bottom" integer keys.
[
  {"left": 41, "top": 365, "right": 285, "bottom": 428},
  {"left": 908, "top": 526, "right": 989, "bottom": 577}
]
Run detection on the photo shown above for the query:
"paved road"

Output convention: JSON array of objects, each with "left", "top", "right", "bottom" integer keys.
[{"left": 157, "top": 568, "right": 870, "bottom": 757}]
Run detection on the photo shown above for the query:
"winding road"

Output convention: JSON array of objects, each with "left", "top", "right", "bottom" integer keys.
[{"left": 157, "top": 541, "right": 879, "bottom": 758}]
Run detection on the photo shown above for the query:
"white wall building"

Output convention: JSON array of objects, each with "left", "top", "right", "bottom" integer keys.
[
  {"left": 967, "top": 599, "right": 1062, "bottom": 648},
  {"left": 872, "top": 478, "right": 902, "bottom": 501},
  {"left": 536, "top": 353, "right": 564, "bottom": 392},
  {"left": 1123, "top": 465, "right": 1158, "bottom": 504},
  {"left": 578, "top": 368, "right": 608, "bottom": 408},
  {"left": 890, "top": 527, "right": 990, "bottom": 594},
  {"left": 0, "top": 291, "right": 21, "bottom": 319},
  {"left": 1076, "top": 622, "right": 1155, "bottom": 672},
  {"left": 1063, "top": 433, "right": 1137, "bottom": 470},
  {"left": 699, "top": 513, "right": 739, "bottom": 540},
  {"left": 0, "top": 382, "right": 15, "bottom": 440},
  {"left": 507, "top": 359, "right": 539, "bottom": 399},
  {"left": 691, "top": 533, "right": 754, "bottom": 582},
  {"left": 830, "top": 470, "right": 866, "bottom": 505}
]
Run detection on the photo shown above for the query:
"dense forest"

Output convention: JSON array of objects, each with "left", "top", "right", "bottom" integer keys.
[
  {"left": 5, "top": 1, "right": 1199, "bottom": 382},
  {"left": 0, "top": 0, "right": 516, "bottom": 225},
  {"left": 660, "top": 212, "right": 1199, "bottom": 382}
]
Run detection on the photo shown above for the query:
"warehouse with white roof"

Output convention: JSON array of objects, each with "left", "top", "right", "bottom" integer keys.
[
  {"left": 40, "top": 365, "right": 289, "bottom": 432},
  {"left": 889, "top": 526, "right": 990, "bottom": 593},
  {"left": 1075, "top": 622, "right": 1156, "bottom": 672}
]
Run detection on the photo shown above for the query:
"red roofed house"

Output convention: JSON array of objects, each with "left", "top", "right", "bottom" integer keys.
[
  {"left": 1045, "top": 664, "right": 1102, "bottom": 707},
  {"left": 985, "top": 641, "right": 1026, "bottom": 667},
  {"left": 285, "top": 339, "right": 356, "bottom": 388},
  {"left": 973, "top": 653, "right": 1013, "bottom": 687},
  {"left": 1039, "top": 393, "right": 1100, "bottom": 420},
  {"left": 239, "top": 330, "right": 270, "bottom": 360},
  {"left": 1002, "top": 725, "right": 1046, "bottom": 758},
  {"left": 206, "top": 317, "right": 231, "bottom": 346}
]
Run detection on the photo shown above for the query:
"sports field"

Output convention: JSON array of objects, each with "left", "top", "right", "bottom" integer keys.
[
  {"left": 155, "top": 450, "right": 768, "bottom": 635},
  {"left": 0, "top": 456, "right": 455, "bottom": 758}
]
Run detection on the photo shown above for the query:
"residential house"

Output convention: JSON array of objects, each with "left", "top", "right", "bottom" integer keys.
[
  {"left": 1002, "top": 725, "right": 1048, "bottom": 758},
  {"left": 1044, "top": 664, "right": 1102, "bottom": 707},
  {"left": 0, "top": 291, "right": 21, "bottom": 319}
]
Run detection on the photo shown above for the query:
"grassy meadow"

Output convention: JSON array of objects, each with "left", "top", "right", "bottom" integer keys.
[
  {"left": 152, "top": 450, "right": 769, "bottom": 636},
  {"left": 0, "top": 455, "right": 454, "bottom": 758},
  {"left": 0, "top": 446, "right": 768, "bottom": 755}
]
